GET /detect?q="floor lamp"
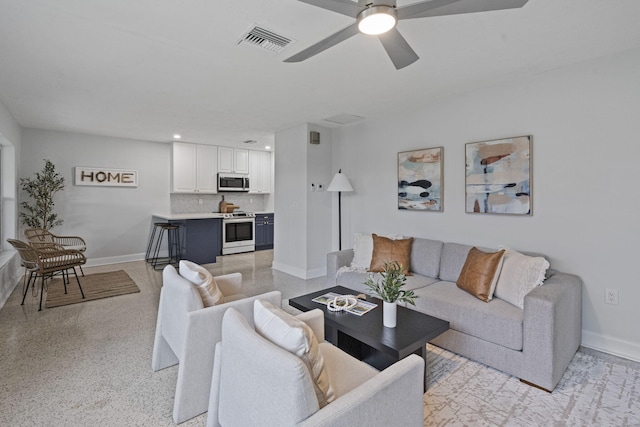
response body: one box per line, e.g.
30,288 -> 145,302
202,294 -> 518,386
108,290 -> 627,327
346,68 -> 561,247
327,169 -> 354,250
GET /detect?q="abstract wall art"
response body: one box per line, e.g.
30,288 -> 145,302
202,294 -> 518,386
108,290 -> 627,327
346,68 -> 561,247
398,147 -> 443,211
465,135 -> 532,215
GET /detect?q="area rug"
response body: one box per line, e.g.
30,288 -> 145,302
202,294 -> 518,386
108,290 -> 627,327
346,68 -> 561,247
45,270 -> 140,308
424,344 -> 640,426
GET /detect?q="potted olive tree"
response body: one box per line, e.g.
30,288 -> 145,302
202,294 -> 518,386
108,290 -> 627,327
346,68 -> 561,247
364,261 -> 418,328
19,159 -> 65,229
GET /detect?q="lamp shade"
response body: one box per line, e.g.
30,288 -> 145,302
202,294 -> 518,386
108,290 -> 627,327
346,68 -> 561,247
327,170 -> 354,192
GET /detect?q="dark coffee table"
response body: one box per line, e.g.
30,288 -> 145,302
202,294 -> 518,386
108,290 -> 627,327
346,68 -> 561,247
289,285 -> 450,391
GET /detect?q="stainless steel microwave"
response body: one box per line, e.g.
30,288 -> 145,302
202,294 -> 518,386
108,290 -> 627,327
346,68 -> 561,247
218,173 -> 250,192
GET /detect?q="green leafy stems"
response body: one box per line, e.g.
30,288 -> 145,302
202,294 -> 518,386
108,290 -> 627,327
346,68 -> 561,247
19,159 -> 65,230
363,260 -> 418,305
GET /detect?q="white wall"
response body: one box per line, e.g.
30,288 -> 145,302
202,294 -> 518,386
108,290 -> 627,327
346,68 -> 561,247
20,129 -> 170,265
332,47 -> 640,361
306,124 -> 333,274
273,124 -> 333,279
273,125 -> 308,277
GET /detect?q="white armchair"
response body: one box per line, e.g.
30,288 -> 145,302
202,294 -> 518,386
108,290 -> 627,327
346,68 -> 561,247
207,307 -> 425,427
151,264 -> 282,424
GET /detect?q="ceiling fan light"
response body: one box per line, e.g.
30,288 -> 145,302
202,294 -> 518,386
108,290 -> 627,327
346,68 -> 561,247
357,6 -> 397,35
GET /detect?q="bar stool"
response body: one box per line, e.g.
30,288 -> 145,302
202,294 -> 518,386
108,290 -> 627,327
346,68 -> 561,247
146,222 -> 170,262
148,223 -> 182,270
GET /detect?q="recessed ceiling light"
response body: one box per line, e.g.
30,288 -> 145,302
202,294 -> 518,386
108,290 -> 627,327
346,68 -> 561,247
173,134 -> 181,139
265,146 -> 271,150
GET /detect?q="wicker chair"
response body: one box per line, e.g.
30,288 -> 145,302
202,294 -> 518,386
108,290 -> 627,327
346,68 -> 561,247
24,228 -> 87,275
7,239 -> 87,311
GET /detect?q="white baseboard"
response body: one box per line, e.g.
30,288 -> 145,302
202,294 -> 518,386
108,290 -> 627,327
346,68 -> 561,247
581,330 -> 640,363
85,253 -> 145,268
272,262 -> 326,280
306,267 -> 326,280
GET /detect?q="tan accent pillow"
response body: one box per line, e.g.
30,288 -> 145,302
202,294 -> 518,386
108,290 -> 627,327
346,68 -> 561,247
350,233 -> 405,270
253,299 -> 335,408
369,234 -> 413,275
179,260 -> 224,307
456,247 -> 506,302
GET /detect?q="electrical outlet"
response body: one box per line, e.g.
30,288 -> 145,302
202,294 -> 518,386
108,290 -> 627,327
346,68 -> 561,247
198,198 -> 203,205
605,288 -> 619,305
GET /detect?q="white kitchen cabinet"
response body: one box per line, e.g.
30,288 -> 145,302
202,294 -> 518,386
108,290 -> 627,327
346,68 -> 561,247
195,145 -> 218,192
249,150 -> 272,194
171,142 -> 218,193
218,147 -> 249,174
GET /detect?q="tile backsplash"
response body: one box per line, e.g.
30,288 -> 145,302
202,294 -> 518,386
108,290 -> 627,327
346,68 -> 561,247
170,193 -> 268,214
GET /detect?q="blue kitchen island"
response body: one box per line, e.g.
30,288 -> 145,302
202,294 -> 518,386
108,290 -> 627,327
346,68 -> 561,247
151,213 -> 225,265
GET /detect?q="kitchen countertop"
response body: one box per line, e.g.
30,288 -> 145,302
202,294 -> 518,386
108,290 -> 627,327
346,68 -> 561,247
152,213 -> 226,220
152,211 -> 273,220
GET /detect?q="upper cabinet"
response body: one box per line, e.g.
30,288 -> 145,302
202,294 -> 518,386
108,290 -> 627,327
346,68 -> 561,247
218,147 -> 249,174
249,150 -> 272,194
171,142 -> 218,193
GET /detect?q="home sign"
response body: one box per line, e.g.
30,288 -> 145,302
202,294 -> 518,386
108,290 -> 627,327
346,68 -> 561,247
74,167 -> 138,187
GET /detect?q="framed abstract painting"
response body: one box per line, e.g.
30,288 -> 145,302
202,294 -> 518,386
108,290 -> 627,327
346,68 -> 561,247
398,147 -> 443,211
465,135 -> 532,215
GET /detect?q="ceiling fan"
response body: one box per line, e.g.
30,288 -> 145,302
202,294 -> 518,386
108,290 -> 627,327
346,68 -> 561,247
284,0 -> 529,70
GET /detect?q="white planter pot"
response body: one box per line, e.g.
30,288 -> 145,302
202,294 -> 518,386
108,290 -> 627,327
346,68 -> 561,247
383,301 -> 397,328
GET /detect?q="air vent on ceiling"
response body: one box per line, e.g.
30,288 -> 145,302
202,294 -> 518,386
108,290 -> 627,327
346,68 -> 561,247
323,113 -> 366,125
238,26 -> 292,53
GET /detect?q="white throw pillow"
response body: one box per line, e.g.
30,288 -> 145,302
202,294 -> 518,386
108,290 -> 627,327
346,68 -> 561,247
350,233 -> 404,270
179,260 -> 224,307
253,299 -> 335,408
494,247 -> 550,309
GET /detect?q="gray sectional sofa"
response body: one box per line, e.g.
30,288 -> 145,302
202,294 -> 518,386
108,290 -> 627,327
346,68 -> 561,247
326,237 -> 583,391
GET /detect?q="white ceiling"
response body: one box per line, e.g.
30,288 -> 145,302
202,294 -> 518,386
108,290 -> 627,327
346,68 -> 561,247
1,0 -> 639,150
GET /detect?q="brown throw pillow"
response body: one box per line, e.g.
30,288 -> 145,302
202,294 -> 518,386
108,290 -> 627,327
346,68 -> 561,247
369,234 -> 413,275
456,247 -> 506,302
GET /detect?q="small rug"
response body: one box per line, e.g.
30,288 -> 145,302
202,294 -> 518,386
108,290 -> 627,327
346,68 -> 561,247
45,270 -> 140,308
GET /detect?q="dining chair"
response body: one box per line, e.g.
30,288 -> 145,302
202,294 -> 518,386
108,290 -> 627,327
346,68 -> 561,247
24,228 -> 87,275
7,239 -> 87,311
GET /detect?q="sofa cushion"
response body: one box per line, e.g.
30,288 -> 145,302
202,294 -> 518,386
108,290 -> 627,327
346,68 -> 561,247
410,238 -> 443,278
253,299 -> 335,408
178,260 -> 224,307
319,342 -> 378,398
413,281 -> 524,351
439,243 -> 473,282
494,247 -> 550,309
370,234 -> 413,275
456,247 -> 505,302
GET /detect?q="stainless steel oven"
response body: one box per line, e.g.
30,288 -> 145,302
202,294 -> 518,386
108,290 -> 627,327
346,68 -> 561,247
222,213 -> 255,255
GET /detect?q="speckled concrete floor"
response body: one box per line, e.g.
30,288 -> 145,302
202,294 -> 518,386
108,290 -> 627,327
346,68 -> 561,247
3,251 -> 639,426
0,250 -> 326,426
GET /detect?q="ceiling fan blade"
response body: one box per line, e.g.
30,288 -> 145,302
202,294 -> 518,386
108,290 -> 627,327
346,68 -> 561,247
284,23 -> 360,63
378,28 -> 419,70
297,0 -> 366,18
397,0 -> 528,20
